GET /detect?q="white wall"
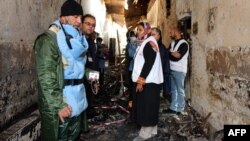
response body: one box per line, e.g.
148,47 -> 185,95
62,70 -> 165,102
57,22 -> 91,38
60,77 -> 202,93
81,0 -> 127,55
81,0 -> 107,36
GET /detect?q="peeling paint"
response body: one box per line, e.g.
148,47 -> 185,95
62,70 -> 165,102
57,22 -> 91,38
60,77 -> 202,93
171,0 -> 250,130
208,7 -> 217,32
207,47 -> 250,78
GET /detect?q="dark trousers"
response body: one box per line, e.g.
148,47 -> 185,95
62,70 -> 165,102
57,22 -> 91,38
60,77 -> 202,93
128,71 -> 133,100
99,68 -> 105,85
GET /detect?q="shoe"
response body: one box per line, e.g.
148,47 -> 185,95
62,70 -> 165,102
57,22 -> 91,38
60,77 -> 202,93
162,108 -> 178,115
133,136 -> 147,141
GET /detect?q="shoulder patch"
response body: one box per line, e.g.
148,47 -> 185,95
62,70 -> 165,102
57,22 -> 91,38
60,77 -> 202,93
49,24 -> 60,33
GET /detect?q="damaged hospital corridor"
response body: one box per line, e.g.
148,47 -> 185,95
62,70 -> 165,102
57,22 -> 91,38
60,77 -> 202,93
0,0 -> 249,141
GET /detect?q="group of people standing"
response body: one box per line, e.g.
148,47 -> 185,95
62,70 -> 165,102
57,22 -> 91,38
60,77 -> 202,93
33,0 -> 189,140
125,22 -> 189,140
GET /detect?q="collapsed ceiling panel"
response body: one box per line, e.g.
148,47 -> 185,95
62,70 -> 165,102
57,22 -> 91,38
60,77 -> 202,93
125,0 -> 150,29
106,4 -> 124,15
104,0 -> 125,26
104,0 -> 150,28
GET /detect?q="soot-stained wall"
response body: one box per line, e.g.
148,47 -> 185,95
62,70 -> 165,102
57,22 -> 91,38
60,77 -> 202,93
0,0 -> 65,128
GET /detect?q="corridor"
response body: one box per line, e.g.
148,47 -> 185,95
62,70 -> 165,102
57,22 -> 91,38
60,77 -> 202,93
0,0 -> 249,141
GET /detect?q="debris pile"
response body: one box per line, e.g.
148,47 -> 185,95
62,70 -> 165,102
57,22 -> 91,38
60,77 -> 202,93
79,65 -> 224,141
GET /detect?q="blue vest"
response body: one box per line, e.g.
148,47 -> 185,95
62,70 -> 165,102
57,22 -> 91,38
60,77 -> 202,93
55,20 -> 89,117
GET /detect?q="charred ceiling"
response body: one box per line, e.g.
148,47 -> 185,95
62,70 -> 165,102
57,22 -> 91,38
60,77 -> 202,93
104,0 -> 150,28
104,0 -> 124,26
125,0 -> 150,29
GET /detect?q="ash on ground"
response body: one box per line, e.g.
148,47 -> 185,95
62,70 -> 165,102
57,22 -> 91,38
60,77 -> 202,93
79,67 -> 223,141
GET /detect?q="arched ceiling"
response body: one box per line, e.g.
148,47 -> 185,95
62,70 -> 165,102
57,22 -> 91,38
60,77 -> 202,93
104,0 -> 150,28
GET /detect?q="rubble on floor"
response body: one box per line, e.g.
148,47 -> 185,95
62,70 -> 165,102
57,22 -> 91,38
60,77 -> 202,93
78,67 -> 224,141
79,98 -> 217,141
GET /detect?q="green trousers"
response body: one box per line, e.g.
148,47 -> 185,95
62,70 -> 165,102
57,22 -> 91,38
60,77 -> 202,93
81,111 -> 89,132
58,116 -> 82,141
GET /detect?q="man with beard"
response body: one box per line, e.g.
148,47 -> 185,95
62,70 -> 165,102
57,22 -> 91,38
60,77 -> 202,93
162,26 -> 189,115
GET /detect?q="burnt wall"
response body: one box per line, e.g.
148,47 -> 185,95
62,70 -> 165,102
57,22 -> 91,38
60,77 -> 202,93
176,0 -> 250,130
0,0 -> 65,129
147,0 -> 178,46
147,0 -> 250,131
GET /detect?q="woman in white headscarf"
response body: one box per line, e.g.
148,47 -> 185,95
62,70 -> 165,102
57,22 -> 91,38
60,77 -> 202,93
132,22 -> 163,141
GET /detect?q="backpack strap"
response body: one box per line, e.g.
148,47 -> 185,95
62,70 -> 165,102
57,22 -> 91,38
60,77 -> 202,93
59,22 -> 73,49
